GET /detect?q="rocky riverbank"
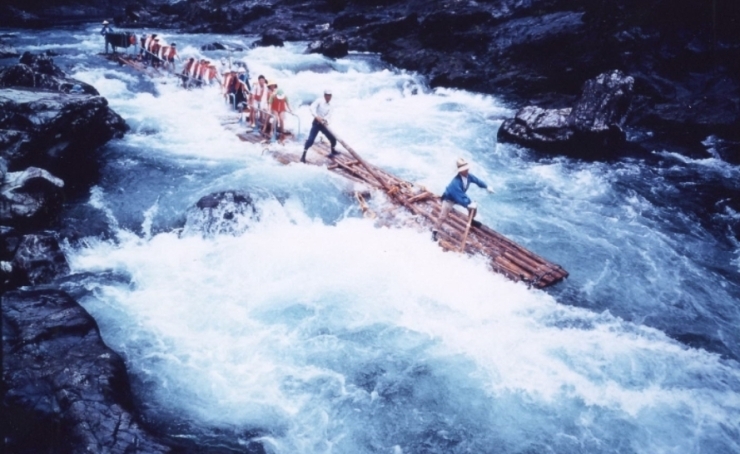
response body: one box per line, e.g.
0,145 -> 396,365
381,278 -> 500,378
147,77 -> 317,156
0,54 -> 178,453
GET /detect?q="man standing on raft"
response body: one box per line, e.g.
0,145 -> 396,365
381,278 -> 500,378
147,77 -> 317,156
301,89 -> 338,163
432,158 -> 494,241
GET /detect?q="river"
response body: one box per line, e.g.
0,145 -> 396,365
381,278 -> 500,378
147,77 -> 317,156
4,24 -> 740,453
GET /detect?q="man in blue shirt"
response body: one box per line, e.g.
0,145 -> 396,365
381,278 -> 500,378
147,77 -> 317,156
432,158 -> 494,241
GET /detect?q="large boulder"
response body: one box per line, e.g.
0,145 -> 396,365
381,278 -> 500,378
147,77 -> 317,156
1,52 -> 99,94
2,289 -> 171,453
0,88 -> 127,191
497,70 -> 634,153
182,190 -> 259,237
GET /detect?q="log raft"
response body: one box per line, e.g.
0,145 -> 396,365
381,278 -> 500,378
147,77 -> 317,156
233,123 -> 568,289
99,52 -> 164,78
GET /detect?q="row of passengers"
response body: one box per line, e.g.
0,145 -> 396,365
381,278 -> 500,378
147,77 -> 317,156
181,58 -> 220,86
140,34 -> 177,69
223,72 -> 293,139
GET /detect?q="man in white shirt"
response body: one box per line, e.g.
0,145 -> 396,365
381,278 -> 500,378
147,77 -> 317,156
301,89 -> 338,163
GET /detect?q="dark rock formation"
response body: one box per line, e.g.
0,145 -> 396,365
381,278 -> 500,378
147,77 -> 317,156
498,70 -> 634,153
0,5 -> 49,28
182,190 -> 259,237
0,53 -> 126,285
254,32 -> 284,48
2,52 -> 99,94
0,87 -> 127,191
201,41 -> 245,52
0,42 -> 20,59
307,34 -> 349,59
2,289 -> 172,453
10,233 -> 69,285
0,164 -> 65,227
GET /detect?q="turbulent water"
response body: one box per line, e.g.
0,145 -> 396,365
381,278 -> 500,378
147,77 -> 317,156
5,24 -> 740,453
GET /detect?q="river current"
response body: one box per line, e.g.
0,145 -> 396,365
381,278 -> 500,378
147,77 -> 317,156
4,24 -> 740,453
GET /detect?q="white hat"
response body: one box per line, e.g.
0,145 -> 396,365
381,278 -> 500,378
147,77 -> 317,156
238,67 -> 246,73
102,20 -> 109,25
324,89 -> 332,95
456,158 -> 470,173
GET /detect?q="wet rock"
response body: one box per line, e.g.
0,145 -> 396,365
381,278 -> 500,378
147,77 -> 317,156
570,70 -> 634,134
10,233 -> 69,285
201,41 -> 245,52
0,43 -> 19,59
498,70 -> 634,153
0,88 -> 127,191
2,289 -> 171,453
254,31 -> 285,48
498,106 -> 574,145
0,5 -> 48,28
183,190 -> 259,237
0,166 -> 65,227
307,34 -> 349,59
1,52 -> 98,94
0,224 -> 20,259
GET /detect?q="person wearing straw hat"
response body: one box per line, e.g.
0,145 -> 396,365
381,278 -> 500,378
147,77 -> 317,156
431,158 -> 494,241
100,20 -> 115,53
270,88 -> 293,142
301,89 -> 337,163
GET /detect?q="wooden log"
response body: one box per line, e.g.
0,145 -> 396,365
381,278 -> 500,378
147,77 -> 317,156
459,209 -> 475,252
406,191 -> 435,204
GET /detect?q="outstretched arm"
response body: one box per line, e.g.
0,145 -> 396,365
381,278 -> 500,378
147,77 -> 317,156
469,174 -> 493,192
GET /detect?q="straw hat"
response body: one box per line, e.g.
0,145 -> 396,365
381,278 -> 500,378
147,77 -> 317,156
267,80 -> 277,87
456,158 -> 470,173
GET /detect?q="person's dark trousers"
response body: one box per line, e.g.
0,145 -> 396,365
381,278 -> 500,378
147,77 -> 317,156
304,119 -> 337,152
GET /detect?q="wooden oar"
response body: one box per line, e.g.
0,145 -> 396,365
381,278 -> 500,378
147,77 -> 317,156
459,208 -> 475,252
323,125 -> 391,192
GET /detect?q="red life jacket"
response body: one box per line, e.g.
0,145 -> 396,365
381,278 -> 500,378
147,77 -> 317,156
271,96 -> 288,113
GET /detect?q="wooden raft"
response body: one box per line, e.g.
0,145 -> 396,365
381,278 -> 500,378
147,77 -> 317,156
233,123 -> 568,289
100,52 -> 166,78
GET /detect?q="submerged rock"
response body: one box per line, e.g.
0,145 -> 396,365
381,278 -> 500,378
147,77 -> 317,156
183,190 -> 260,237
307,34 -> 349,59
201,41 -> 244,52
0,43 -> 19,59
2,289 -> 171,453
498,70 -> 634,154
